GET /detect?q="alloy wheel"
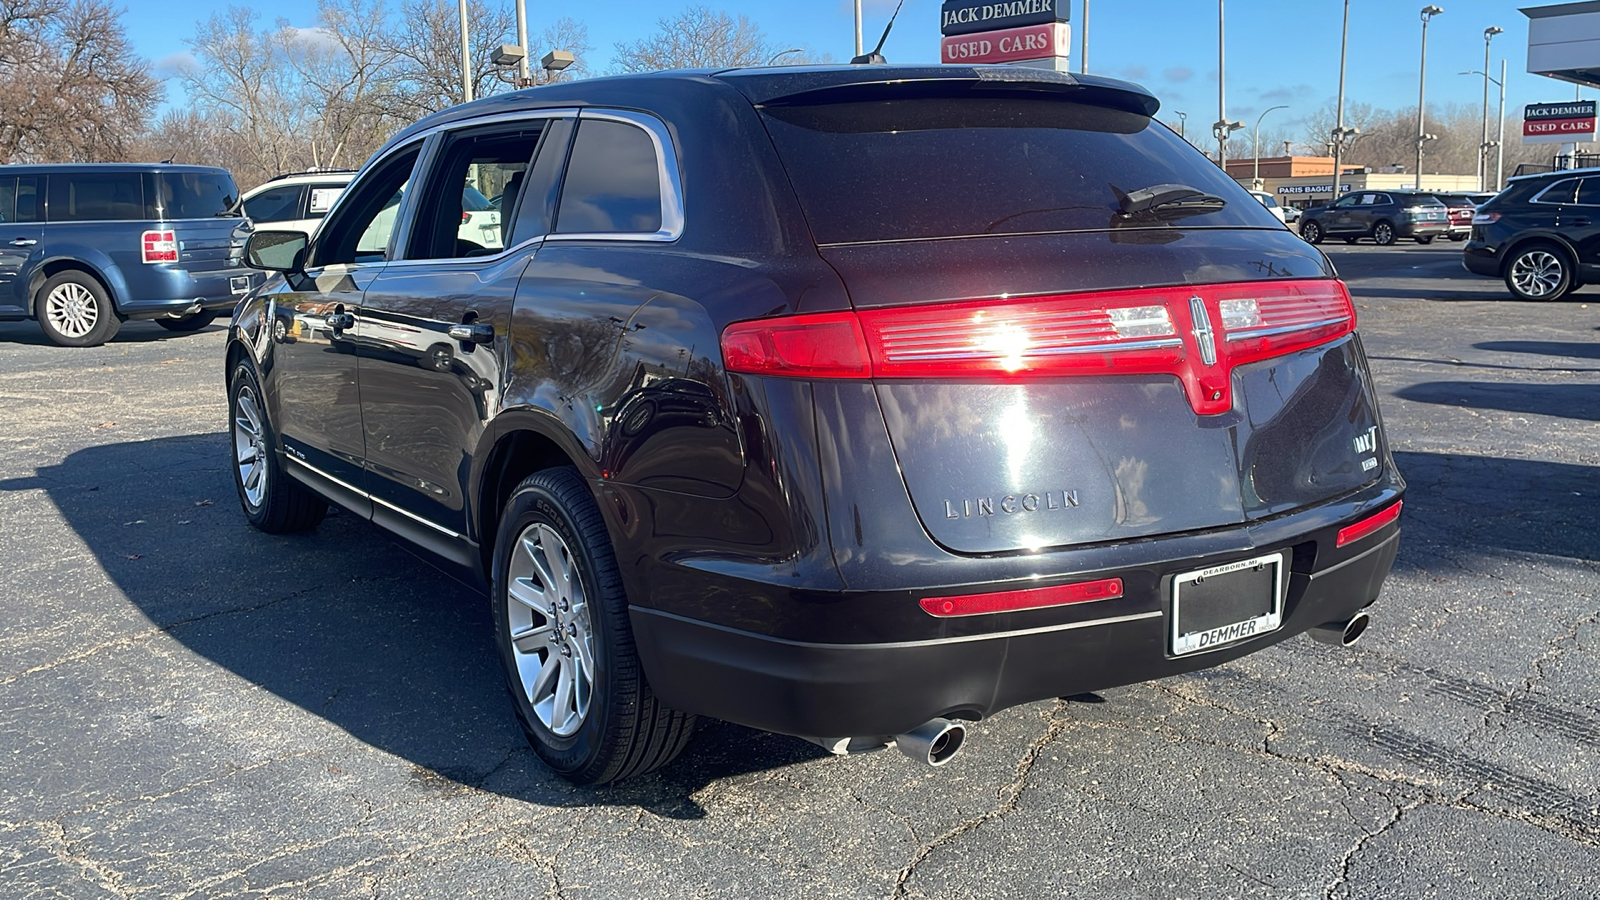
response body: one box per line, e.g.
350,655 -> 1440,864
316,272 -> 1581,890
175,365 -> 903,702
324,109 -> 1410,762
506,522 -> 595,737
44,282 -> 99,338
1510,251 -> 1564,298
233,386 -> 269,509
1374,223 -> 1394,246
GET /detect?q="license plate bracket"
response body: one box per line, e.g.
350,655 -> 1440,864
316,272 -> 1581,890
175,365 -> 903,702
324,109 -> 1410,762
1170,552 -> 1284,656
230,275 -> 251,294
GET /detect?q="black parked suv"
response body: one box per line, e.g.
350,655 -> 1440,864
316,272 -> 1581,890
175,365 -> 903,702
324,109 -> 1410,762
1463,169 -> 1600,300
230,66 -> 1404,783
1299,189 -> 1451,246
0,164 -> 256,346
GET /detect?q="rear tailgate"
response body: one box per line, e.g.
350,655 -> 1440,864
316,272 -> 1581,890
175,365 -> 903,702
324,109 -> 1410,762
742,73 -> 1389,555
819,231 -> 1384,554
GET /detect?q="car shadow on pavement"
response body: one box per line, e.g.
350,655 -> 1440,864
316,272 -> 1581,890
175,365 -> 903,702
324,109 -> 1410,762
1391,451 -> 1597,564
1394,381 -> 1600,422
0,321 -> 224,346
1,433 -> 826,819
1475,340 -> 1600,361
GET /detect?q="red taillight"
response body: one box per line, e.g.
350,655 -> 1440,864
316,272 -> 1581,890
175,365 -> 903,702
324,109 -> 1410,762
720,279 -> 1355,415
462,211 -> 471,223
1336,501 -> 1403,548
920,577 -> 1124,617
141,230 -> 177,264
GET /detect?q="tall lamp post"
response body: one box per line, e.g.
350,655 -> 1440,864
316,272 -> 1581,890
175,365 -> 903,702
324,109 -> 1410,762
1213,0 -> 1243,165
457,0 -> 471,102
1479,26 -> 1504,191
1416,5 -> 1444,190
1176,110 -> 1187,140
1080,0 -> 1090,73
1462,65 -> 1508,191
1331,0 -> 1351,207
854,0 -> 863,57
1253,104 -> 1289,188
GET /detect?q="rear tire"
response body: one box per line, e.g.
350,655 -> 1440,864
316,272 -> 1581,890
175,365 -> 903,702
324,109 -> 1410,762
491,467 -> 695,785
1373,221 -> 1398,246
1343,237 -> 1360,244
1504,243 -> 1575,301
156,311 -> 218,332
1415,236 -> 1435,245
35,271 -> 120,347
1301,220 -> 1324,244
229,361 -> 327,533
1449,234 -> 1467,242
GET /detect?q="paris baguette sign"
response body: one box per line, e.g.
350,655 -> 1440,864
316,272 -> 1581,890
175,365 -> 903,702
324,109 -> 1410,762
940,0 -> 1067,37
1524,101 -> 1598,144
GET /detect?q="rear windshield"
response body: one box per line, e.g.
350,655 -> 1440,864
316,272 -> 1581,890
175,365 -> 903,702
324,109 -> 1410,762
150,172 -> 240,219
759,97 -> 1271,244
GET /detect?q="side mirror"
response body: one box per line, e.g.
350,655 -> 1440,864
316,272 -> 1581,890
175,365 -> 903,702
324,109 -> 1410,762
245,230 -> 309,273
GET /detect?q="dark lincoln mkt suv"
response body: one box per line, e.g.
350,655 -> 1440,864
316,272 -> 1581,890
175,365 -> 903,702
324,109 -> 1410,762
0,164 -> 255,346
230,66 -> 1405,783
1464,168 -> 1600,300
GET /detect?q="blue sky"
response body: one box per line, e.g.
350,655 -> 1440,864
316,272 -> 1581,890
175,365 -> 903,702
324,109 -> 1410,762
123,0 -> 1586,139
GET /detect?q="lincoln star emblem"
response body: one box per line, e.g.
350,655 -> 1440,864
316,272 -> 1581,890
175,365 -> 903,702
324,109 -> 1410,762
1189,295 -> 1217,367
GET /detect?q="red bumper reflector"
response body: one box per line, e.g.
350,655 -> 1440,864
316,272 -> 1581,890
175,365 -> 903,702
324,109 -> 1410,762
1336,501 -> 1403,548
920,577 -> 1124,618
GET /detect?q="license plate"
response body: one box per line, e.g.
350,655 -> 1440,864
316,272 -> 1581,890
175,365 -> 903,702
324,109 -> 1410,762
230,275 -> 251,294
1170,552 -> 1284,656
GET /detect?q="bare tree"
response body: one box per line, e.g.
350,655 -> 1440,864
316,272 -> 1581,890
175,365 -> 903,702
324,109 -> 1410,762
612,6 -> 825,73
530,16 -> 592,85
385,0 -> 516,117
0,0 -> 161,163
286,0 -> 405,169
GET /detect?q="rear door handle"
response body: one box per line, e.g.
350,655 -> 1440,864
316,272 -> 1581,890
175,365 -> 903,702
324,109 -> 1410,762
449,322 -> 495,344
8,238 -> 37,247
1569,218 -> 1591,227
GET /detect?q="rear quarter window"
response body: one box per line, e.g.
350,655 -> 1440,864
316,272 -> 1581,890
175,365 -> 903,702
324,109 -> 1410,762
47,172 -> 144,222
758,97 -> 1274,244
554,119 -> 663,235
150,172 -> 240,219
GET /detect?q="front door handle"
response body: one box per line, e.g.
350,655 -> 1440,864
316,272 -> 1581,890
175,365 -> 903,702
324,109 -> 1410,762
8,238 -> 37,247
1568,217 -> 1591,227
449,322 -> 495,344
326,312 -> 355,331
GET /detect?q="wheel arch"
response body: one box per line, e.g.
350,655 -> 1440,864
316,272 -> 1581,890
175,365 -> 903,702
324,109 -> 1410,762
28,259 -> 121,318
1497,234 -> 1578,278
475,412 -> 595,575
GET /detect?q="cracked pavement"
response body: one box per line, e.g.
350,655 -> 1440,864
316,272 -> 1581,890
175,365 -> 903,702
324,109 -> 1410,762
1,242 -> 1597,898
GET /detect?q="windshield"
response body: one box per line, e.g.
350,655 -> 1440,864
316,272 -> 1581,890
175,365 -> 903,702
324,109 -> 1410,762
760,97 -> 1275,244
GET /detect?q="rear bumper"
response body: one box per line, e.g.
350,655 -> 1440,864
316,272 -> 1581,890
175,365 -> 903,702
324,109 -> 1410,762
632,519 -> 1402,739
1398,221 -> 1450,238
120,268 -> 259,319
1462,241 -> 1499,277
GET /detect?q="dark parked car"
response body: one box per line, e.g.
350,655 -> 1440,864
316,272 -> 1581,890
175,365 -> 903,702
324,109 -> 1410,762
1463,168 -> 1600,299
228,66 -> 1405,784
1298,189 -> 1451,246
0,164 -> 256,346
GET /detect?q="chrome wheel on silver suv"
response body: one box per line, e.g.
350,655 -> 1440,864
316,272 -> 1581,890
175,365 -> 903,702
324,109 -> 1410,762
1506,246 -> 1573,300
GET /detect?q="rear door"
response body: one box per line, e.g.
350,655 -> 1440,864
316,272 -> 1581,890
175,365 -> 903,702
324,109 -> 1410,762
1565,177 -> 1600,269
758,91 -> 1386,554
0,175 -> 42,318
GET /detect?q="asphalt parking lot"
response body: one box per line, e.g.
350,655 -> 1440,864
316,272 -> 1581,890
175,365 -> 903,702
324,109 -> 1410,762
1,240 -> 1596,898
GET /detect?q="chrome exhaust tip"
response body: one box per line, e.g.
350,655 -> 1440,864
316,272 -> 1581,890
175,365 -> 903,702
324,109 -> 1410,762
1309,611 -> 1370,647
894,718 -> 968,766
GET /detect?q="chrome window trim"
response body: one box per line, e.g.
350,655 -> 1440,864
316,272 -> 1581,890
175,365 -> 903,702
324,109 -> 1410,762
384,110 -> 576,265
545,108 -> 686,243
306,135 -> 431,267
1532,178 -> 1580,205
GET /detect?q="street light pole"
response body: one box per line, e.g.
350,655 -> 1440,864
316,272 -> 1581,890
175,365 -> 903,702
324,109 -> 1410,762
514,0 -> 530,81
1332,0 -> 1350,208
1416,6 -> 1443,190
1253,104 -> 1289,188
1080,0 -> 1089,73
1497,58 -> 1507,190
1176,111 -> 1187,140
458,0 -> 472,103
855,0 -> 863,57
1481,26 -> 1503,191
1217,0 -> 1227,165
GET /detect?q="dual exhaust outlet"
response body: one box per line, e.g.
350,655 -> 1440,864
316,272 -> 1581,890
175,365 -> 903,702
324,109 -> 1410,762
805,612 -> 1371,767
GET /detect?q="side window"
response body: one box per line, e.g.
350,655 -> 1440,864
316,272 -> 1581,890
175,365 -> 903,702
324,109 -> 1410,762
242,185 -> 305,223
406,123 -> 544,260
313,145 -> 422,266
47,172 -> 144,221
1357,194 -> 1377,206
307,184 -> 346,219
1374,194 -> 1392,206
1536,179 -> 1579,205
555,118 -> 664,235
14,177 -> 40,222
1577,179 -> 1600,207
0,177 -> 13,222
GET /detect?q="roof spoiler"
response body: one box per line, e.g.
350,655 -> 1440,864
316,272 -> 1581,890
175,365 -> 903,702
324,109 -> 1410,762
731,67 -> 1160,118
